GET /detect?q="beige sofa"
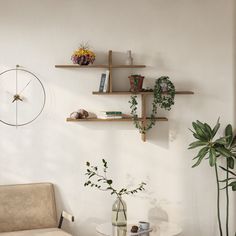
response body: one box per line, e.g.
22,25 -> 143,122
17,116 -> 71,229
0,183 -> 74,235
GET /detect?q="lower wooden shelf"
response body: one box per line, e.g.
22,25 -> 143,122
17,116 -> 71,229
66,117 -> 168,122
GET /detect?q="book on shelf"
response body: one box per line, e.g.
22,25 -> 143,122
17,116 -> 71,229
103,70 -> 110,92
99,73 -> 106,92
100,111 -> 122,115
97,116 -> 123,119
97,111 -> 123,119
98,70 -> 110,92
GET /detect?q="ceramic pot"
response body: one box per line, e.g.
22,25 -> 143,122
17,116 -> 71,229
129,75 -> 144,92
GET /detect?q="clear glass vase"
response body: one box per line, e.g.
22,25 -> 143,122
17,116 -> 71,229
112,196 -> 127,227
112,197 -> 127,236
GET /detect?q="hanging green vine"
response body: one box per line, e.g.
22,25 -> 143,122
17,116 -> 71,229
129,76 -> 175,134
153,76 -> 175,111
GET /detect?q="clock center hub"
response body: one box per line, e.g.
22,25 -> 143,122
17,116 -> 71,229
12,94 -> 23,103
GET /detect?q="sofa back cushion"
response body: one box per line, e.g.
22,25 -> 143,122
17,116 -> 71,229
0,183 -> 58,232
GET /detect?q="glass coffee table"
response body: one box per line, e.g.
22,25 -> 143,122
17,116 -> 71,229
96,221 -> 182,236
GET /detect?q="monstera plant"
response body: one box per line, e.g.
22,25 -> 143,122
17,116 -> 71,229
188,119 -> 236,236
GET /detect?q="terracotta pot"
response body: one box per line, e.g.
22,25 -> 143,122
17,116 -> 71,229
129,75 -> 144,92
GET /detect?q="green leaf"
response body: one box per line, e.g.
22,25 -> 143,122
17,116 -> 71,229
231,182 -> 236,191
215,137 -> 228,145
212,118 -> 220,138
192,122 -> 208,141
204,123 -> 213,139
228,181 -> 236,191
216,146 -> 232,158
225,124 -> 233,146
192,147 -> 209,160
188,141 -> 207,149
192,147 -> 209,168
230,135 -> 236,148
86,162 -> 90,166
193,132 -> 205,141
209,148 -> 217,167
227,157 -> 235,169
196,120 -> 210,139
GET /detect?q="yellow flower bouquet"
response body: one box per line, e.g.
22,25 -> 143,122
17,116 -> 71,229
71,44 -> 96,65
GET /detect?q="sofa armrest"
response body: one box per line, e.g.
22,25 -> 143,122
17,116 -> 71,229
58,211 -> 75,228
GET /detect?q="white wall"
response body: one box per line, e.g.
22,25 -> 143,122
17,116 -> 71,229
0,0 -> 235,235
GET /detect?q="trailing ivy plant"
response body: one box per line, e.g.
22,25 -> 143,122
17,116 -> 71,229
129,76 -> 175,134
188,119 -> 236,236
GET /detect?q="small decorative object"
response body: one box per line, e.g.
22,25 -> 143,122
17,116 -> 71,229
126,50 -> 133,65
129,74 -> 145,92
71,43 -> 96,65
70,109 -> 89,119
129,76 -> 175,134
131,226 -> 139,233
70,111 -> 81,119
139,222 -> 150,231
0,65 -> 46,127
78,109 -> 89,118
84,159 -> 146,229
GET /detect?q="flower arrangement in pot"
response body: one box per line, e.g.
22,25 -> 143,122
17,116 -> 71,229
129,74 -> 145,92
71,43 -> 96,65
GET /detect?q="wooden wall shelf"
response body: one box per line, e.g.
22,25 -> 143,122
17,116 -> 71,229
55,65 -> 145,69
55,65 -> 109,68
92,91 -> 194,95
66,117 -> 168,122
56,50 -> 194,142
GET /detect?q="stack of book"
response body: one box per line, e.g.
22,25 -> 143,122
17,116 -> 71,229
97,111 -> 123,119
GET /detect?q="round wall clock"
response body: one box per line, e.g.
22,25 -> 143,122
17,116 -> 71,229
0,65 -> 46,127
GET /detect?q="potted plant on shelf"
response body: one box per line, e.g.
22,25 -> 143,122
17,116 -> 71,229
188,119 -> 236,236
129,74 -> 145,92
129,76 -> 175,134
84,159 -> 146,229
71,43 -> 96,65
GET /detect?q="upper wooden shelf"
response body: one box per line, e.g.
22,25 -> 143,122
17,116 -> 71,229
92,91 -> 194,95
55,64 -> 146,69
55,64 -> 109,68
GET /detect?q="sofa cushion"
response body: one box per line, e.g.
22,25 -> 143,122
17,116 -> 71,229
0,228 -> 72,236
0,183 -> 57,232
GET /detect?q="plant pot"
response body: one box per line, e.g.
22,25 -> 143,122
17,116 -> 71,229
76,55 -> 92,65
129,75 -> 144,92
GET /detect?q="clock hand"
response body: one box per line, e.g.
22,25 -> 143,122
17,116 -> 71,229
19,79 -> 32,95
12,80 -> 31,103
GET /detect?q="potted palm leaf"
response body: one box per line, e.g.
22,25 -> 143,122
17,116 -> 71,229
188,119 -> 236,236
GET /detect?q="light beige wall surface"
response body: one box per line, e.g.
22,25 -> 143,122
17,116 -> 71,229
0,0 -> 235,235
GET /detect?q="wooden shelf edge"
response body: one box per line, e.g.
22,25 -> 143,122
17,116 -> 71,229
55,64 -> 146,69
55,65 -> 109,68
66,117 -> 168,122
92,91 -> 194,95
112,65 -> 146,68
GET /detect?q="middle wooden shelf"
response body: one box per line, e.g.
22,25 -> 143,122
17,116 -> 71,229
92,91 -> 194,95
